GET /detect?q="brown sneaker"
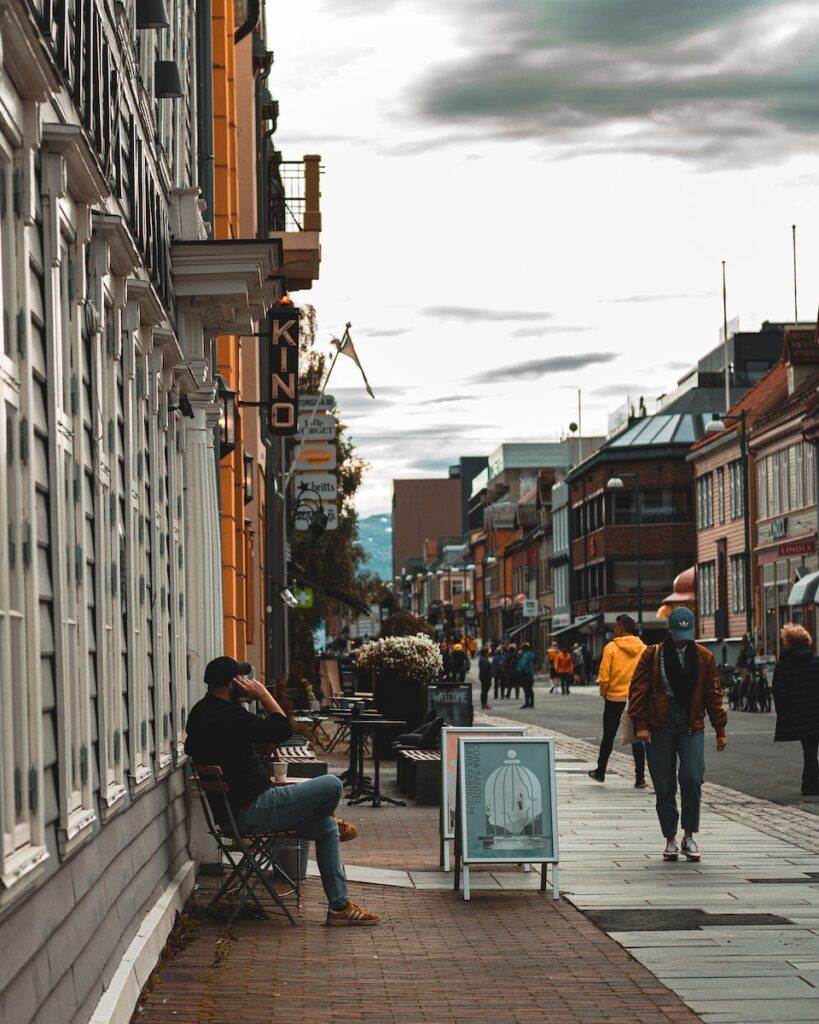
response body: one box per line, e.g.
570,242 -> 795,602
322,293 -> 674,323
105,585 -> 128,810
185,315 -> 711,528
326,901 -> 380,926
335,818 -> 358,843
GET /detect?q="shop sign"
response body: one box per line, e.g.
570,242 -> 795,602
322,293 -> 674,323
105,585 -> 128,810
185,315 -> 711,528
268,310 -> 300,434
771,517 -> 788,540
294,502 -> 338,532
301,395 -> 335,411
296,412 -> 336,441
293,587 -> 314,609
294,472 -> 337,501
779,540 -> 816,557
522,598 -> 539,618
293,442 -> 337,471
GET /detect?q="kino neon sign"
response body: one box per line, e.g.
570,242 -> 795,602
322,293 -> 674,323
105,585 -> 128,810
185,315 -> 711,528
268,309 -> 300,434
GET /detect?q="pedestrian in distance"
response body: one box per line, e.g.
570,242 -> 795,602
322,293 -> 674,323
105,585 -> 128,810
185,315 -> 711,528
772,623 -> 819,797
518,641 -> 536,708
571,642 -> 585,685
439,641 -> 452,682
478,647 -> 494,710
554,644 -> 575,695
628,607 -> 728,863
450,642 -> 468,682
491,645 -> 505,700
503,643 -> 520,700
581,641 -> 593,686
547,645 -> 558,693
588,614 -> 647,787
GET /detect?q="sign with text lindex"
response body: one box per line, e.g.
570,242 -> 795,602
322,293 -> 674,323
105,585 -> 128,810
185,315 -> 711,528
296,412 -> 336,441
294,473 -> 337,501
294,442 -> 337,471
268,309 -> 300,435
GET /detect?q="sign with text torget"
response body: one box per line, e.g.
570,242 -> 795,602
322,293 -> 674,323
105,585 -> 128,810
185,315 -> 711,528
268,309 -> 300,434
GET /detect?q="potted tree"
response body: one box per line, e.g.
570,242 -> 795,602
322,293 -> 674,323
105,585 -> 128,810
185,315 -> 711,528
355,633 -> 443,758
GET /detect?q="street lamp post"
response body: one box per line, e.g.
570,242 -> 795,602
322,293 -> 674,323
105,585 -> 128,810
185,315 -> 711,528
606,470 -> 643,634
704,411 -> 753,638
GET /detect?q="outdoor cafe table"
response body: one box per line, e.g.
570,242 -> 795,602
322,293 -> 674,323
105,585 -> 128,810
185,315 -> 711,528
347,718 -> 407,808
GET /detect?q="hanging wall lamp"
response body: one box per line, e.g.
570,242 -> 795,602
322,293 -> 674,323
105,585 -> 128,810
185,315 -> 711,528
137,0 -> 170,28
155,61 -> 184,99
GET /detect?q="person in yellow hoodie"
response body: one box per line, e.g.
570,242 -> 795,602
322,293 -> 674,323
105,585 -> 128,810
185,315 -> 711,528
588,614 -> 647,787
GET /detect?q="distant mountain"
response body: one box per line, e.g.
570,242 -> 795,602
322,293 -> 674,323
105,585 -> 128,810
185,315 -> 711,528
358,513 -> 392,580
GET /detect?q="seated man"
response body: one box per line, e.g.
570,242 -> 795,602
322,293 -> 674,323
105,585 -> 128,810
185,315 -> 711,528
185,656 -> 380,926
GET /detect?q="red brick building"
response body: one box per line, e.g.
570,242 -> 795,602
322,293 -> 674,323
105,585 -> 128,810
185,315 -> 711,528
564,411 -> 708,658
391,477 -> 462,576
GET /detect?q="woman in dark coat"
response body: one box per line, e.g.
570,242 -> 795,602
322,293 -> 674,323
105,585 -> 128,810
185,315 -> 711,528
773,624 -> 819,796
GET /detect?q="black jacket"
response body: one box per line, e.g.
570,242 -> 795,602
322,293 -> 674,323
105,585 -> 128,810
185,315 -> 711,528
773,647 -> 819,741
184,693 -> 292,817
478,656 -> 493,684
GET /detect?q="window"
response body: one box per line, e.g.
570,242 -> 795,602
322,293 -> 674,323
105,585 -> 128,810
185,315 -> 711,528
610,559 -> 676,594
731,554 -> 746,614
698,562 -> 716,616
757,459 -> 768,520
728,460 -> 744,519
696,473 -> 713,530
0,140 -> 47,888
756,443 -> 815,519
716,466 -> 725,524
805,442 -> 816,507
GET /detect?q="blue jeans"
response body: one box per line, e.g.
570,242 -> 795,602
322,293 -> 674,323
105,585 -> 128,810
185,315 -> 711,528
236,775 -> 348,910
645,726 -> 705,838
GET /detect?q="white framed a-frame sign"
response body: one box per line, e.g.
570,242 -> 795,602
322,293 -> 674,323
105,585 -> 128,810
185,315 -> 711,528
454,736 -> 559,901
439,725 -> 525,871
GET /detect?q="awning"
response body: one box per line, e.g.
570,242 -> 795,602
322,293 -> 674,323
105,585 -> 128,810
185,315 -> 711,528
506,615 -> 548,639
551,613 -> 603,640
788,570 -> 819,607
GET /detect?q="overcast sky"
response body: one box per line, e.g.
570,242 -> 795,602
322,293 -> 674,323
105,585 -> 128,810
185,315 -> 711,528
271,0 -> 819,516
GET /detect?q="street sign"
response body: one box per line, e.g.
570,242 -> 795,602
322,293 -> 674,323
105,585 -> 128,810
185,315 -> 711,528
294,472 -> 337,501
522,598 -> 539,618
293,442 -> 337,471
296,412 -> 336,441
300,395 -> 334,411
294,502 -> 338,532
293,587 -> 314,609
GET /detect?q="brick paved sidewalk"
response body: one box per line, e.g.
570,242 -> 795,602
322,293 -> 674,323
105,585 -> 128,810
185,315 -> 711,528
133,767 -> 700,1024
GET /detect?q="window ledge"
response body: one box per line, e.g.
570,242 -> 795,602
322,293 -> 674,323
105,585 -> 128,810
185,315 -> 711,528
1,844 -> 49,890
129,765 -> 155,798
59,808 -> 97,858
99,784 -> 128,822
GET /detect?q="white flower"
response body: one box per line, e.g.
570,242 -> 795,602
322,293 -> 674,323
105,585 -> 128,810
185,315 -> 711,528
354,633 -> 443,683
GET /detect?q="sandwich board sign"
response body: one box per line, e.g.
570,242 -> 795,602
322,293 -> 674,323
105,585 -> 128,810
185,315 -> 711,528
454,736 -> 559,901
294,473 -> 337,501
439,725 -> 525,871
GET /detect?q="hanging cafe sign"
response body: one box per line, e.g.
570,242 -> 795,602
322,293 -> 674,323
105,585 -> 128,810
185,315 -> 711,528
268,307 -> 300,434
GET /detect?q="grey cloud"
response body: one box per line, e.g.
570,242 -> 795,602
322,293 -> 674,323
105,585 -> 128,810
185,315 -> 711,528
411,1 -> 819,166
468,351 -> 617,385
511,325 -> 592,337
358,327 -> 412,338
591,382 -> 653,397
601,291 -> 717,304
422,305 -> 552,322
418,394 -> 475,405
409,458 -> 455,472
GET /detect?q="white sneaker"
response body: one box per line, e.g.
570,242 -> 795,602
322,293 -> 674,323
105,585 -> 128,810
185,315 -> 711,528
681,836 -> 700,862
663,838 -> 679,862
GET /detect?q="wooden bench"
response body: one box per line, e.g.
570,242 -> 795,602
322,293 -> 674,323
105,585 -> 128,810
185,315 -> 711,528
396,748 -> 441,805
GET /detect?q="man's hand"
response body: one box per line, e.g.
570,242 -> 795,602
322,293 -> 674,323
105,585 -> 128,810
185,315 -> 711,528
233,676 -> 285,716
636,728 -> 651,744
716,732 -> 728,752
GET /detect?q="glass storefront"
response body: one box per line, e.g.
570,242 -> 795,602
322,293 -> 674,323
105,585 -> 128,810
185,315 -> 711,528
760,551 -> 819,656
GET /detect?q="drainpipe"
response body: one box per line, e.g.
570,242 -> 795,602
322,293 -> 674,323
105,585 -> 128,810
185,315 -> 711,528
195,0 -> 214,226
235,0 -> 260,44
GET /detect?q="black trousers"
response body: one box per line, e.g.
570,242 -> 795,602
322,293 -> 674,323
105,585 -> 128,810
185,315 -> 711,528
480,679 -> 492,707
560,673 -> 572,695
597,699 -> 646,781
522,677 -> 534,707
801,736 -> 819,794
493,675 -> 502,699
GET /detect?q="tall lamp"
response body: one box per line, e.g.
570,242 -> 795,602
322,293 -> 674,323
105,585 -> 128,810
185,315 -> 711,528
606,470 -> 643,633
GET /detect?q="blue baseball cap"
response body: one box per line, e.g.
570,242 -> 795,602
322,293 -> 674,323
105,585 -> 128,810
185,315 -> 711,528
668,607 -> 695,641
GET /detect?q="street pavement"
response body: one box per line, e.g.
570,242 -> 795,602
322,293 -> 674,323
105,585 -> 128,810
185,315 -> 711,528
476,677 -> 819,815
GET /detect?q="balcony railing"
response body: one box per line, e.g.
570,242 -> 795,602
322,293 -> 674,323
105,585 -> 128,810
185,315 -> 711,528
268,153 -> 322,233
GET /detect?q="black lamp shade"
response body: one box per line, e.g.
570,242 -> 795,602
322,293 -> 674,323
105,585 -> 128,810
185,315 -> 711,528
243,450 -> 254,504
155,61 -> 184,99
215,375 -> 237,458
137,0 -> 170,28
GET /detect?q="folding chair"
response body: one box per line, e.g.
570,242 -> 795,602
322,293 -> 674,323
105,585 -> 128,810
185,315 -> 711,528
190,764 -> 302,927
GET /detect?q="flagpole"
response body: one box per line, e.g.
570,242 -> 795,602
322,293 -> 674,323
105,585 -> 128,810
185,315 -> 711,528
792,224 -> 798,322
281,323 -> 350,495
722,260 -> 730,412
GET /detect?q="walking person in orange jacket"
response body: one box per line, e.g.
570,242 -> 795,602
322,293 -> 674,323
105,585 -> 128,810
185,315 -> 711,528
553,644 -> 575,695
588,614 -> 647,787
628,608 -> 728,863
